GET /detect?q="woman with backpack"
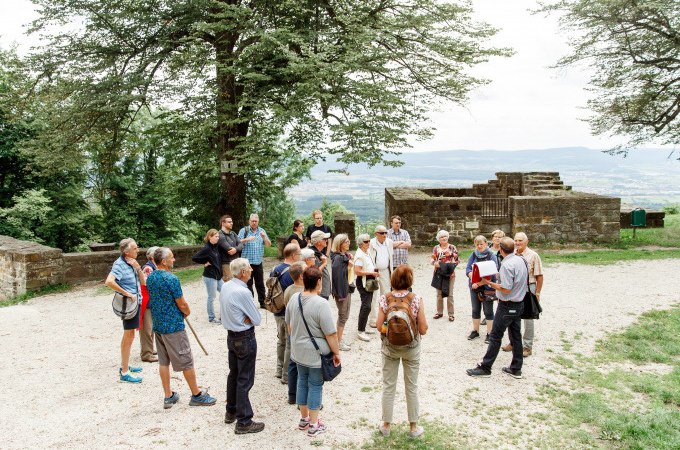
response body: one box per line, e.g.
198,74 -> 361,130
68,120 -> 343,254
330,233 -> 354,351
191,229 -> 223,324
465,235 -> 499,343
377,265 -> 428,439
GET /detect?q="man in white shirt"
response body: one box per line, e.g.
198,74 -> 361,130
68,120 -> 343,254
367,225 -> 394,328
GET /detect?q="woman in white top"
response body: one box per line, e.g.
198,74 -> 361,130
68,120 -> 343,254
353,233 -> 379,341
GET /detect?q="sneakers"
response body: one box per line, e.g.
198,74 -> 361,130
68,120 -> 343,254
502,367 -> 523,379
369,322 -> 378,328
280,378 -> 288,385
119,368 -> 142,383
339,340 -> 351,351
523,347 -> 532,357
209,318 -> 222,325
484,334 -> 490,344
409,426 -> 425,439
163,391 -> 179,409
466,365 -> 491,378
467,330 -> 480,340
127,365 -> 143,373
480,318 -> 487,325
189,389 -> 217,406
357,332 -> 370,342
307,420 -> 326,437
379,424 -> 390,437
224,410 -> 236,424
364,328 -> 376,334
298,416 -> 310,430
235,421 -> 265,434
288,397 -> 296,405
502,343 -> 513,352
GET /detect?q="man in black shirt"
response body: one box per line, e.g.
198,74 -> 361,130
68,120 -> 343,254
305,209 -> 333,256
217,215 -> 243,282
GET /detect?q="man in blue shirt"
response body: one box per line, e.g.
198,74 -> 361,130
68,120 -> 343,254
466,237 -> 528,379
105,238 -> 147,383
237,213 -> 271,308
272,244 -> 301,384
220,257 -> 264,434
147,247 -> 216,409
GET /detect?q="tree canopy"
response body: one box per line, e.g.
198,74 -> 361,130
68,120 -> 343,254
541,0 -> 680,151
24,0 -> 509,226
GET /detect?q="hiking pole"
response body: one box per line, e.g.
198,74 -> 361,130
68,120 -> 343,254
185,317 -> 209,356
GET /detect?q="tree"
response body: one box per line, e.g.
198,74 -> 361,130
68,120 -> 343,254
541,0 -> 680,151
26,0 -> 509,226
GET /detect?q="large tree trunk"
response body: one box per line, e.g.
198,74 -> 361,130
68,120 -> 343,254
214,35 -> 248,228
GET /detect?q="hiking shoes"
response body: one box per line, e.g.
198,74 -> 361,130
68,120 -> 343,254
224,410 -> 236,424
466,365 -> 491,378
467,330 -> 480,340
523,347 -> 532,357
163,391 -> 179,409
484,334 -> 490,344
119,368 -> 142,383
307,420 -> 326,437
502,367 -> 523,379
189,389 -> 217,406
235,421 -> 265,434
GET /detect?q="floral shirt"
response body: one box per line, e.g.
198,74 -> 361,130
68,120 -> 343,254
146,270 -> 185,334
379,292 -> 421,317
431,244 -> 459,265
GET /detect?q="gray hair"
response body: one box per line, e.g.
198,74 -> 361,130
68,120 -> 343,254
249,213 -> 259,221
356,233 -> 370,249
374,224 -> 387,233
119,238 -> 136,254
331,233 -> 349,252
514,232 -> 528,242
473,235 -> 488,244
436,229 -> 449,240
300,248 -> 315,260
146,246 -> 159,260
153,247 -> 172,265
230,258 -> 251,277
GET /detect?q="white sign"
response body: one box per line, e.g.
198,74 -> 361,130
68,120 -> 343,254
221,160 -> 237,173
465,221 -> 479,229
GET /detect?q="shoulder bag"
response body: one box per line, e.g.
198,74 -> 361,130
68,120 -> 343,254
112,259 -> 140,320
297,293 -> 342,381
520,259 -> 542,320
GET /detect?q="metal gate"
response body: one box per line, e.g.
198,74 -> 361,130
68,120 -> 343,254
481,198 -> 509,218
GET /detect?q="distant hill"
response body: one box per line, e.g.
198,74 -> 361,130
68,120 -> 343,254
291,147 -> 680,222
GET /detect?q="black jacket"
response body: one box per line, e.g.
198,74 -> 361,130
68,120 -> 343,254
330,251 -> 350,299
192,243 -> 222,280
430,262 -> 456,297
217,229 -> 243,264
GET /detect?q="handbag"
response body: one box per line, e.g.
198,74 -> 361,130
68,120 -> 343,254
112,292 -> 139,320
520,259 -> 542,320
297,293 -> 342,382
365,277 -> 379,292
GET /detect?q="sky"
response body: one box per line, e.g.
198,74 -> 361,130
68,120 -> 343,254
0,1 -> 633,152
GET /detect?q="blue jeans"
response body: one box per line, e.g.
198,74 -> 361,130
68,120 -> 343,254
296,364 -> 324,410
203,276 -> 223,321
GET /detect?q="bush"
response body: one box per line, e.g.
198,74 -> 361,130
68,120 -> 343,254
663,205 -> 679,215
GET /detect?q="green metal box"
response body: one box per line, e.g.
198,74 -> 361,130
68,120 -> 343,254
631,208 -> 646,227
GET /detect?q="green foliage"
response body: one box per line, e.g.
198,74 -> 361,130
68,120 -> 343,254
663,204 -> 679,215
361,419 -> 473,449
305,198 -> 349,231
0,189 -> 52,242
541,0 -> 680,149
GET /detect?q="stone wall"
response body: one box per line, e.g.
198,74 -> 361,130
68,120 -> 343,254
0,236 -> 202,301
385,188 -> 484,245
334,212 -> 356,247
511,194 -> 620,242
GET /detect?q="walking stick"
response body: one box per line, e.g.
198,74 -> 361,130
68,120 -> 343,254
185,317 -> 209,356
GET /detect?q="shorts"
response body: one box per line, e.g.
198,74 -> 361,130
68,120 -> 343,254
122,305 -> 141,330
155,330 -> 194,372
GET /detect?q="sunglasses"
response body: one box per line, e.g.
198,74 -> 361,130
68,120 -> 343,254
362,240 -> 370,243
377,232 -> 387,235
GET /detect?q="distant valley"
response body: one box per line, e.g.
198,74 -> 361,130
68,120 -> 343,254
291,147 -> 680,223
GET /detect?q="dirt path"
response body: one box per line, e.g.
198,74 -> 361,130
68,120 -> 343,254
1,254 -> 677,449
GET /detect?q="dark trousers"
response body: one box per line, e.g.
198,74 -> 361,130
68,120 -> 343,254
247,263 -> 265,306
356,283 -> 373,332
287,360 -> 298,402
480,301 -> 524,372
226,328 -> 257,425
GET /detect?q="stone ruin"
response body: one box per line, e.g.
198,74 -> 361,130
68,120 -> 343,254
385,172 -> 622,245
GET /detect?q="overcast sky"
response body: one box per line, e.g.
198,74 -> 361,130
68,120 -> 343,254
0,1 -> 629,151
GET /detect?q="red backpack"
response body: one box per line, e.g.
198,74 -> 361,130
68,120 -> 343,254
384,292 -> 418,346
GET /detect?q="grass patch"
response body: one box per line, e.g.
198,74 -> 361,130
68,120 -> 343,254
0,283 -> 72,308
616,213 -> 680,249
541,248 -> 680,265
361,419 -> 473,449
545,305 -> 680,449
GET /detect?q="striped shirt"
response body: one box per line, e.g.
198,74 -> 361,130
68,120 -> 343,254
387,228 -> 411,266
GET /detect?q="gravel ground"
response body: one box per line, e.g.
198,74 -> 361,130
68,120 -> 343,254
1,253 -> 677,449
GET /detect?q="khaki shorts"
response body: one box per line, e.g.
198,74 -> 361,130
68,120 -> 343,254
155,330 -> 194,372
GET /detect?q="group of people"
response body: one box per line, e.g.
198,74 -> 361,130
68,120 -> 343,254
105,210 -> 544,438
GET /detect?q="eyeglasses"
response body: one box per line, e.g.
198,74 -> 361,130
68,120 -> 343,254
377,232 -> 387,235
